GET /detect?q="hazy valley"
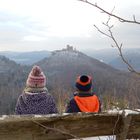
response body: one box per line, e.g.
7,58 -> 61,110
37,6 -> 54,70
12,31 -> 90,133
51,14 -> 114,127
1,47 -> 140,71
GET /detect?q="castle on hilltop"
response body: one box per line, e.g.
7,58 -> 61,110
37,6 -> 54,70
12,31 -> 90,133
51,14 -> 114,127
52,45 -> 77,55
62,45 -> 76,52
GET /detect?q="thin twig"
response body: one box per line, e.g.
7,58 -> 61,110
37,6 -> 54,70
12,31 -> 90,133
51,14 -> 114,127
78,0 -> 140,25
111,106 -> 121,140
94,25 -> 111,38
94,15 -> 140,75
112,114 -> 120,140
32,120 -> 82,140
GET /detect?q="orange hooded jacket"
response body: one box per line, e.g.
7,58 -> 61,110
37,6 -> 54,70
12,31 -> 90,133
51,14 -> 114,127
74,95 -> 100,112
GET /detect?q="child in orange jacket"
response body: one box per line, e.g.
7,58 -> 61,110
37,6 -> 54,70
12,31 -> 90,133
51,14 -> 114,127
66,75 -> 101,113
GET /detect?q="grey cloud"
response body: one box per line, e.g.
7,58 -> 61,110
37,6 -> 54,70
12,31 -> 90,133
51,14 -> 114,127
0,5 -> 140,52
0,11 -> 49,44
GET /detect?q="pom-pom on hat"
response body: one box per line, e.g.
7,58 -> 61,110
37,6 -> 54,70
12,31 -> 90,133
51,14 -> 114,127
26,65 -> 46,88
75,75 -> 92,91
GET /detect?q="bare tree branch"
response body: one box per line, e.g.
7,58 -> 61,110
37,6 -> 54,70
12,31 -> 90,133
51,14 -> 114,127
91,4 -> 140,75
32,120 -> 82,140
78,0 -> 140,75
93,25 -> 111,38
78,0 -> 140,25
93,14 -> 140,75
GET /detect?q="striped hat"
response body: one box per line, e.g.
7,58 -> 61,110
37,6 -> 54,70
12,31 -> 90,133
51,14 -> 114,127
26,65 -> 46,88
75,75 -> 92,91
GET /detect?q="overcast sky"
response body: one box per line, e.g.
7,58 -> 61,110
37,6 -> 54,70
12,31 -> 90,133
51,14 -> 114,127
0,0 -> 140,52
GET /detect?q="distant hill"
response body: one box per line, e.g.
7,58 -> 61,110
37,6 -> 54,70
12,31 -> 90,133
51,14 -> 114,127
1,47 -> 139,70
109,51 -> 140,71
36,47 -> 139,99
84,48 -> 118,63
0,51 -> 51,65
85,48 -> 140,71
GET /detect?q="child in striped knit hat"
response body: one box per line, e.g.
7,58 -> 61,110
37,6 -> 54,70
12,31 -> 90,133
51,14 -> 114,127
15,65 -> 58,115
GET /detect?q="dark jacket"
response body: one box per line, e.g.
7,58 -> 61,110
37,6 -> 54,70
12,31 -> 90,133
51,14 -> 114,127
15,91 -> 58,115
66,92 -> 101,113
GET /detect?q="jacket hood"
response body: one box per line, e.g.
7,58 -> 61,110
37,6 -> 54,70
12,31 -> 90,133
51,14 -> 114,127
74,95 -> 99,112
22,91 -> 49,104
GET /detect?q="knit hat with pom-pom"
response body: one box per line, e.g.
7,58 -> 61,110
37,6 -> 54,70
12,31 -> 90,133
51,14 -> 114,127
26,65 -> 46,88
75,75 -> 92,92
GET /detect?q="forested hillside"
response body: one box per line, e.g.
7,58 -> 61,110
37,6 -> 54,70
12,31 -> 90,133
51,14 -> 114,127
0,56 -> 31,114
36,48 -> 140,110
0,48 -> 140,114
